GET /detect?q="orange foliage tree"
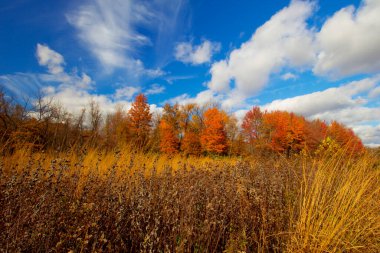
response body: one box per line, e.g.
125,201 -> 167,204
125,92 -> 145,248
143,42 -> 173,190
200,108 -> 228,154
263,111 -> 307,156
263,111 -> 289,153
327,121 -> 364,153
159,119 -> 179,154
128,94 -> 152,148
286,113 -> 307,153
159,104 -> 180,154
181,129 -> 202,156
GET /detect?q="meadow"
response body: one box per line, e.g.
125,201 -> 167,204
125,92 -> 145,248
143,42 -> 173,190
1,146 -> 379,252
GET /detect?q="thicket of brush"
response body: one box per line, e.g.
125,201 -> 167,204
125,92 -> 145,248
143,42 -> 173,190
1,146 -> 379,252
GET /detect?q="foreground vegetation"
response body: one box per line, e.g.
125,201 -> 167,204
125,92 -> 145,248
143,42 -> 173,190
1,146 -> 379,252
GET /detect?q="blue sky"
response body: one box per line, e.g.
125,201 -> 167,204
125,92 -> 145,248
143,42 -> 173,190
1,0 -> 380,146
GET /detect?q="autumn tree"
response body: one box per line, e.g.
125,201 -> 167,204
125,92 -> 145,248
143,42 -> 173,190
200,108 -> 228,154
181,129 -> 202,156
262,111 -> 307,156
104,105 -> 129,148
159,119 -> 179,154
128,94 -> 152,149
262,111 -> 289,153
225,115 -> 241,156
159,104 -> 180,154
178,103 -> 197,137
305,119 -> 327,151
327,121 -> 364,153
242,106 -> 263,153
286,113 -> 306,155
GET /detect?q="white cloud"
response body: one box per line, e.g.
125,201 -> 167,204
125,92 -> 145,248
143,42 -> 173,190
281,72 -> 297,80
35,44 -> 94,91
207,1 -> 315,97
0,43 -> 146,117
67,0 -> 150,69
264,78 -> 378,117
201,0 -> 380,114
67,0 -> 188,75
369,86 -> 380,98
314,0 -> 380,78
312,107 -> 380,126
175,40 -> 221,65
45,86 -> 132,116
164,75 -> 195,85
36,44 -> 65,75
208,60 -> 230,92
352,124 -> 380,147
164,90 -> 220,106
114,86 -> 140,100
145,83 -> 165,95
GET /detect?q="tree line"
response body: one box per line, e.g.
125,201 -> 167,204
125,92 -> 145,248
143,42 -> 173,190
0,91 -> 364,156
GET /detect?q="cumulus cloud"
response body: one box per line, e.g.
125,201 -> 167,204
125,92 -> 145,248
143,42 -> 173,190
312,107 -> 380,126
207,0 -> 315,96
314,0 -> 380,78
44,86 -> 132,116
164,90 -> 220,106
35,44 -> 135,114
175,40 -> 221,65
201,0 -> 380,114
1,43 -> 164,117
352,124 -> 380,147
263,78 -> 378,117
208,60 -> 230,92
36,44 -> 65,75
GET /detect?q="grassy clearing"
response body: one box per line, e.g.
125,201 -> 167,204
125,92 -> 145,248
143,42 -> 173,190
0,147 -> 379,252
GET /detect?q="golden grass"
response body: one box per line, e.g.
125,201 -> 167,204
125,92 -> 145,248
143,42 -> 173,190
288,152 -> 380,252
0,146 -> 379,252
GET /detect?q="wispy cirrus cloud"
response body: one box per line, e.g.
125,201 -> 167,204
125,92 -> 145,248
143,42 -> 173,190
66,0 -> 149,70
145,83 -> 165,95
67,0 -> 189,75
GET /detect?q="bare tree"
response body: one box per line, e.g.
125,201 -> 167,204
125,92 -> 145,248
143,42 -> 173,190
88,99 -> 102,134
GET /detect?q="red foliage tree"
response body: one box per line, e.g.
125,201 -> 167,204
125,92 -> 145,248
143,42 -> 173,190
200,108 -> 228,154
242,106 -> 263,152
305,119 -> 328,151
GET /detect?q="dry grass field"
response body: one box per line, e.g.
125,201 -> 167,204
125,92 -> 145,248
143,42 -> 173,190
1,146 -> 379,252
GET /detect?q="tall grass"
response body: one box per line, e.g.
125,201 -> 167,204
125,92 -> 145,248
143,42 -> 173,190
288,153 -> 380,252
0,146 -> 379,252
